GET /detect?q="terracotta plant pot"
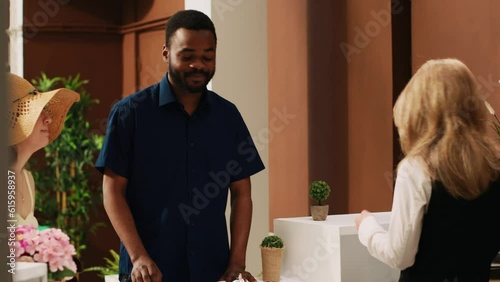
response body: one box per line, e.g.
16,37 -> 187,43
260,246 -> 284,281
311,205 -> 329,221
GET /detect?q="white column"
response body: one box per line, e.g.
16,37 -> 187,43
8,0 -> 23,76
185,0 -> 212,90
1,1 -> 12,281
185,0 -> 269,275
185,0 -> 211,15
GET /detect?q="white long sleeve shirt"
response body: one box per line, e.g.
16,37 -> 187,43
358,157 -> 433,270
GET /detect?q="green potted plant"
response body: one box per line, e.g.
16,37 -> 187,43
484,100 -> 500,139
260,234 -> 284,282
83,249 -> 119,282
29,73 -> 104,258
309,180 -> 331,221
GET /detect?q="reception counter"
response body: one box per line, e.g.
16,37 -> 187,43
274,212 -> 400,282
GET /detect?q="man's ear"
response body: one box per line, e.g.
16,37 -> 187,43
162,44 -> 168,63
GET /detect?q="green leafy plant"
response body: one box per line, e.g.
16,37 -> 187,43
29,73 -> 104,257
83,249 -> 119,278
485,100 -> 500,139
261,235 -> 284,249
309,180 -> 331,206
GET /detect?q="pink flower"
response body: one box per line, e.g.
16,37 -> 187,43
15,225 -> 78,279
15,224 -> 39,256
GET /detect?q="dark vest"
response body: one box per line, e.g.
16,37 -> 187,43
399,179 -> 500,282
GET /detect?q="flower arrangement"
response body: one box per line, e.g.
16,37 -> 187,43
16,225 -> 78,281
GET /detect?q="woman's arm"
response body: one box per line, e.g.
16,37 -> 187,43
356,158 -> 432,269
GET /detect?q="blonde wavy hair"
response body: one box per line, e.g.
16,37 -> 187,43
394,58 -> 500,199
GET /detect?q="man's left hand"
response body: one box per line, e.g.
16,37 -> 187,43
219,265 -> 257,282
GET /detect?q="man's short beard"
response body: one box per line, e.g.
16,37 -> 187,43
168,61 -> 213,94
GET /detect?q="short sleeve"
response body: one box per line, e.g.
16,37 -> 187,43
95,101 -> 135,178
230,108 -> 265,183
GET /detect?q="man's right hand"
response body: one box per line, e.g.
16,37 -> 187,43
103,169 -> 162,282
130,255 -> 162,282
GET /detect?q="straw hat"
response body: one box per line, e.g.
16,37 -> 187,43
7,73 -> 80,146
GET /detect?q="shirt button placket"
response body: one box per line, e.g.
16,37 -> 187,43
186,118 -> 196,203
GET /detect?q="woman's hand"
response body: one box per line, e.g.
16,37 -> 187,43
355,210 -> 372,230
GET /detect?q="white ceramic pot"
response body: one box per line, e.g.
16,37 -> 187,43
104,274 -> 119,282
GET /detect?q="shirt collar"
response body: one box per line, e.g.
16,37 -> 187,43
159,74 -> 177,106
159,74 -> 213,109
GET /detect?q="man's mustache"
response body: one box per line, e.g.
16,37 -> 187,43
185,71 -> 210,78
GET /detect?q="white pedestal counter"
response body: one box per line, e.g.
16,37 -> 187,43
274,212 -> 400,282
12,262 -> 47,282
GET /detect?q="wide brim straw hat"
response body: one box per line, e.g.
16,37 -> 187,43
7,73 -> 80,146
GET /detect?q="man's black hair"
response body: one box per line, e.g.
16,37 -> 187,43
165,10 -> 217,48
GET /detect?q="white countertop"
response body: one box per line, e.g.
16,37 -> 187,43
12,262 -> 47,282
275,211 -> 391,235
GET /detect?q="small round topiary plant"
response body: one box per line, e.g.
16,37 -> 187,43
309,180 -> 331,206
261,235 -> 284,249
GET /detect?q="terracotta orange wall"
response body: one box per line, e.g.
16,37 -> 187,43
412,0 -> 500,110
122,0 -> 183,24
23,0 -> 122,27
122,32 -> 137,97
346,0 -> 394,212
268,0 -> 310,228
121,0 -> 182,97
268,0 -> 396,226
307,0 -> 349,214
391,0 -> 412,166
23,0 -> 123,135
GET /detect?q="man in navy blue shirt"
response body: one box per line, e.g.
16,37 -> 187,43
95,10 -> 265,282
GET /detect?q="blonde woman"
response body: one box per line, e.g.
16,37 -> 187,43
355,59 -> 500,281
7,73 -> 79,228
